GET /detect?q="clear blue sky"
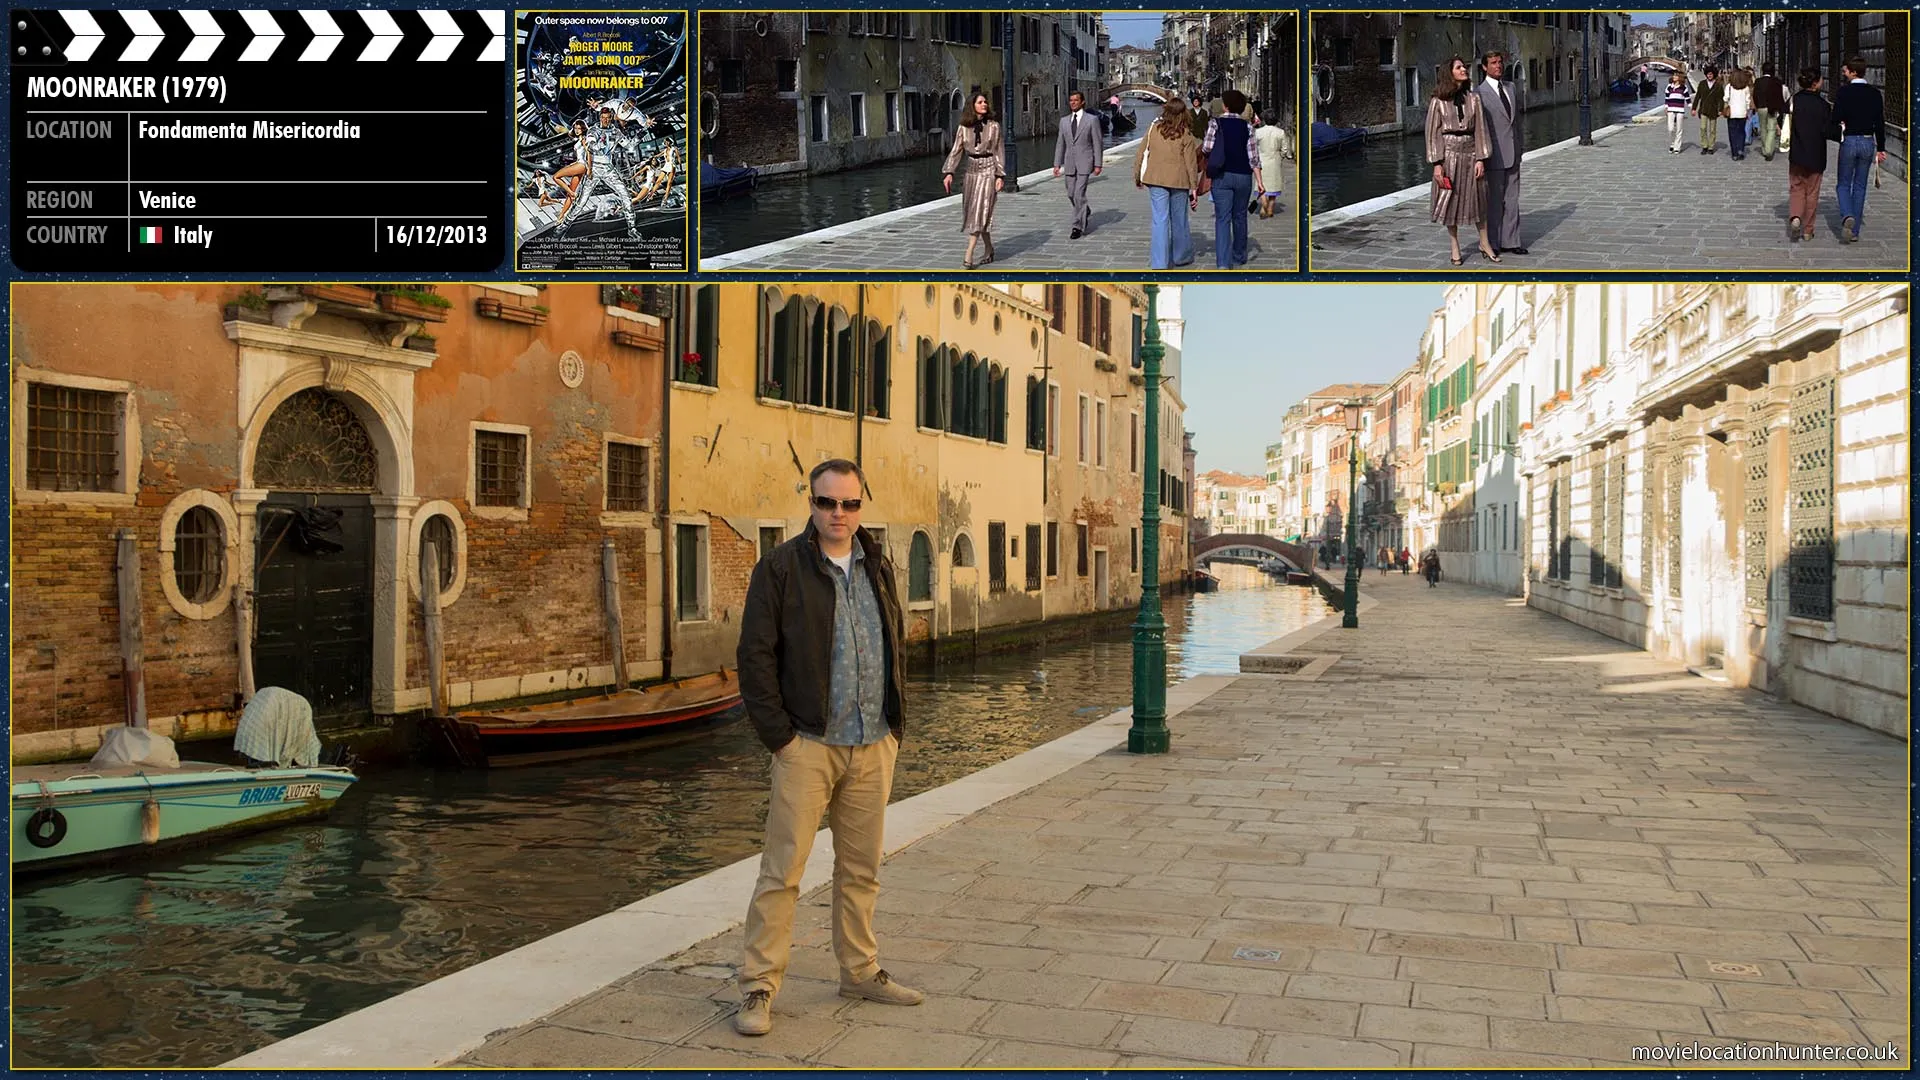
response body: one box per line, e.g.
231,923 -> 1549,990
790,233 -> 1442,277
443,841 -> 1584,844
1179,284 -> 1446,475
1102,12 -> 1162,50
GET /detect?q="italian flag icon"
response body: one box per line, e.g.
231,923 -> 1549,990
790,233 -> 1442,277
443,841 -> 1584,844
138,226 -> 163,244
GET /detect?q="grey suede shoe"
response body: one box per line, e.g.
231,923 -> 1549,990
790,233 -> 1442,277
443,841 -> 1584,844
733,989 -> 772,1035
839,969 -> 925,1005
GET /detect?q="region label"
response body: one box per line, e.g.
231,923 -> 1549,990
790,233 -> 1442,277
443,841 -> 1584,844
8,9 -> 508,272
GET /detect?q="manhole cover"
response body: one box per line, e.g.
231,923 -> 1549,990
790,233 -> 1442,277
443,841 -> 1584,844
1232,947 -> 1284,963
1708,961 -> 1763,977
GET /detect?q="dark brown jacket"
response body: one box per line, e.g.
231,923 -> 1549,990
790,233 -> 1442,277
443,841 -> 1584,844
736,521 -> 906,753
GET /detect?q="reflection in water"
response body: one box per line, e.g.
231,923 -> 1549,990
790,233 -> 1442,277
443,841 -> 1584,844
701,106 -> 1162,258
12,573 -> 1327,1067
1311,98 -> 1653,213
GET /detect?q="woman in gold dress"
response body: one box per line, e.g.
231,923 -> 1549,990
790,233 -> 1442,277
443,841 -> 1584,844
1425,57 -> 1497,265
942,93 -> 1007,268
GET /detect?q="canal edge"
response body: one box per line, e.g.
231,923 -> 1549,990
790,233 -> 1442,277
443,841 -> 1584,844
222,670 -> 1242,1069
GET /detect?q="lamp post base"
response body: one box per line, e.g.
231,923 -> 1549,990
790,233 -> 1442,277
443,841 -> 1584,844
1342,566 -> 1360,628
1128,726 -> 1170,754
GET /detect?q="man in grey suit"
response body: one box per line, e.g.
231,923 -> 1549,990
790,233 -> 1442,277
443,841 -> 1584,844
1475,50 -> 1528,256
1053,91 -> 1102,239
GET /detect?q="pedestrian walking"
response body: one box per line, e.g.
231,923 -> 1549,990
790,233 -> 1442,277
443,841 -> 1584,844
1832,55 -> 1887,243
1133,97 -> 1200,270
940,94 -> 1005,270
1724,68 -> 1754,160
1786,67 -> 1834,243
1053,90 -> 1103,242
1421,548 -> 1441,587
1200,89 -> 1262,269
1475,50 -> 1526,256
1663,71 -> 1693,153
1753,63 -> 1788,160
733,459 -> 920,1037
1252,114 -> 1292,219
1425,57 -> 1495,267
1692,66 -> 1726,154
1398,546 -> 1412,574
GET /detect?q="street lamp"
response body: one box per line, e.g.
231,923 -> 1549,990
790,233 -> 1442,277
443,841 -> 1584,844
1130,284 -> 1168,754
1578,14 -> 1594,146
1341,400 -> 1364,629
1001,13 -> 1020,192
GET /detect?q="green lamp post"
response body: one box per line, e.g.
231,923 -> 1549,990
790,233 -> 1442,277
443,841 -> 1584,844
1130,284 -> 1169,754
1341,400 -> 1365,629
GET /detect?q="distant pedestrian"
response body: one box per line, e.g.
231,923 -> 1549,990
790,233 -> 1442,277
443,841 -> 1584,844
1200,89 -> 1261,268
1252,114 -> 1292,219
1724,68 -> 1754,160
1833,55 -> 1886,243
734,459 -> 921,1037
1425,56 -> 1495,266
1663,71 -> 1693,153
1421,549 -> 1441,587
1133,97 -> 1200,269
1753,63 -> 1788,160
941,94 -> 1005,269
1398,546 -> 1412,574
1692,66 -> 1726,154
1786,67 -> 1834,243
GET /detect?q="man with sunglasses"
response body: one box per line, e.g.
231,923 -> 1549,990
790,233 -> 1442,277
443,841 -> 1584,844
733,459 -> 919,1036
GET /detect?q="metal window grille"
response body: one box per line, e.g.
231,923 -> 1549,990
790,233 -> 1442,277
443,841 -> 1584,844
1025,524 -> 1041,591
173,506 -> 224,603
1588,452 -> 1606,585
1743,443 -> 1770,609
1665,447 -> 1684,599
1046,521 -> 1059,576
908,531 -> 933,601
27,383 -> 120,492
675,524 -> 705,621
1546,475 -> 1561,579
1556,461 -> 1573,581
1076,523 -> 1089,577
1641,447 -> 1659,594
1604,445 -> 1624,589
422,514 -> 456,592
607,442 -> 649,512
1787,376 -> 1834,620
256,388 -> 378,492
987,521 -> 1008,592
759,526 -> 783,562
475,431 -> 525,507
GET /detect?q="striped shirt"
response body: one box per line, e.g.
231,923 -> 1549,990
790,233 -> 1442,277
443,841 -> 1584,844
1664,82 -> 1692,112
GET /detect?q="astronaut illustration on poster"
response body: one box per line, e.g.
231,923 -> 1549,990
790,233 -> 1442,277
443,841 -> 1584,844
515,11 -> 687,271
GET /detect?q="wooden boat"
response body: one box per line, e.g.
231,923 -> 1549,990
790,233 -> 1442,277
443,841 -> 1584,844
425,669 -> 744,767
11,761 -> 357,876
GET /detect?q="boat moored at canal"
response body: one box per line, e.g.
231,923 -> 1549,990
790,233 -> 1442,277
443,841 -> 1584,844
421,669 -> 744,768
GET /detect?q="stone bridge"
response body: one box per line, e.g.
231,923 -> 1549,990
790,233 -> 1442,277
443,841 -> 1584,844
1192,532 -> 1313,573
1621,56 -> 1687,77
1101,84 -> 1172,104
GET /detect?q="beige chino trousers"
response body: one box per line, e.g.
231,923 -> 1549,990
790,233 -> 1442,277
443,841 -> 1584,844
741,733 -> 898,997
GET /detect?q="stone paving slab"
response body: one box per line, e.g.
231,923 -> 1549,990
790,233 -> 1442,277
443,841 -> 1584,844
1311,112 -> 1910,272
458,569 -> 1907,1069
703,138 -> 1299,273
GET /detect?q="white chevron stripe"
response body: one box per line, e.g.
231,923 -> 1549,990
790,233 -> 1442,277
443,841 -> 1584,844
238,9 -> 283,62
118,10 -> 165,62
356,10 -> 403,61
416,8 -> 461,62
57,9 -> 104,61
177,10 -> 223,62
477,10 -> 506,62
298,10 -> 341,61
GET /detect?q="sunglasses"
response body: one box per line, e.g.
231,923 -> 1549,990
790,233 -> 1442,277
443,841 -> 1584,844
811,496 -> 863,512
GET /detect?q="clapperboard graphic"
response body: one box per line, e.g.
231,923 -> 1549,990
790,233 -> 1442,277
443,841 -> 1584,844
9,9 -> 510,272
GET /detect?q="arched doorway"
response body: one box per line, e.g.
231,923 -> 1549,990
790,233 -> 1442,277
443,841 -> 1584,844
250,387 -> 380,723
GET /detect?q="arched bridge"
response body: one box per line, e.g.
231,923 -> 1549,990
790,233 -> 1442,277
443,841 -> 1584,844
1622,56 -> 1687,76
1101,84 -> 1172,104
1192,533 -> 1312,573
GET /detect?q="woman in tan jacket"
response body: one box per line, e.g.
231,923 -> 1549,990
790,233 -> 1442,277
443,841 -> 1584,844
1133,98 -> 1201,269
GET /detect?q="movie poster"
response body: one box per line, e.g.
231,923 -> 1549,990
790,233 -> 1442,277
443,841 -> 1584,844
515,11 -> 687,272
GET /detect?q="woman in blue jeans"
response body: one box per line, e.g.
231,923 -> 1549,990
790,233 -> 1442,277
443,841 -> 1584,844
1200,89 -> 1265,268
1132,97 -> 1201,269
1832,57 -> 1887,242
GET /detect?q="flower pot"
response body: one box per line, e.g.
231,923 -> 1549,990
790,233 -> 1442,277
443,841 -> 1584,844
302,284 -> 376,307
611,328 -> 662,351
223,303 -> 270,324
378,292 -> 449,322
475,297 -> 546,325
404,336 -> 437,353
1554,390 -> 1572,402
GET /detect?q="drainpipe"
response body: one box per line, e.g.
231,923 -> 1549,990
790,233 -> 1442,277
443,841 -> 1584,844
1040,316 -> 1051,621
660,286 -> 679,680
855,283 -> 866,476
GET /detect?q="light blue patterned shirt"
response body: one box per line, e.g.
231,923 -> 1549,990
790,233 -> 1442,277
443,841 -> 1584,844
799,540 -> 890,746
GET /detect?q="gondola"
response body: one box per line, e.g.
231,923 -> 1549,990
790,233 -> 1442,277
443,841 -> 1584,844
700,161 -> 758,200
1311,121 -> 1366,157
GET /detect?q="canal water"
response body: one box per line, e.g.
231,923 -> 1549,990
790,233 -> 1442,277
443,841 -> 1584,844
1310,97 -> 1655,213
12,567 -> 1327,1067
701,105 -> 1162,258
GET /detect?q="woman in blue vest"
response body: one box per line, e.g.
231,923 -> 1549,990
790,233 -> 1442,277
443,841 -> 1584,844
1199,89 -> 1263,269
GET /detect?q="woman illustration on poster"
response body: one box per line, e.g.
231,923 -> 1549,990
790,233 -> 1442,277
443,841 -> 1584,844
537,118 -> 593,224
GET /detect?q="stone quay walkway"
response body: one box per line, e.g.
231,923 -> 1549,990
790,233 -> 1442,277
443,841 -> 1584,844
438,570 -> 1908,1069
1311,109 -> 1910,272
702,138 -> 1298,273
